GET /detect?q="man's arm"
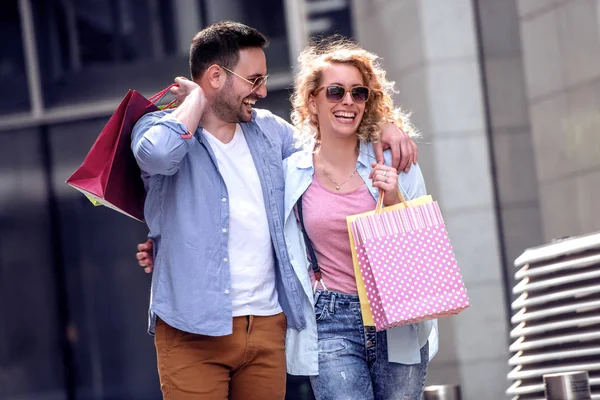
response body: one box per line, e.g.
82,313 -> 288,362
274,117 -> 418,169
131,78 -> 206,176
280,118 -> 299,160
374,122 -> 418,173
270,113 -> 301,160
169,78 -> 206,134
254,110 -> 301,159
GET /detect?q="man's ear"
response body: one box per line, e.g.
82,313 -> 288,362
205,64 -> 225,90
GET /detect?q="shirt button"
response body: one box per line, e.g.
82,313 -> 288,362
222,228 -> 227,233
222,197 -> 227,203
366,340 -> 374,347
224,290 -> 230,295
223,258 -> 228,262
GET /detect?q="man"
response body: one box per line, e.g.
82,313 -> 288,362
132,21 -> 417,400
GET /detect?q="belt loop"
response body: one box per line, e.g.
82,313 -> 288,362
314,290 -> 322,305
247,315 -> 254,334
328,293 -> 336,314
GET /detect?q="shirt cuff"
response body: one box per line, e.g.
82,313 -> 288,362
156,112 -> 195,140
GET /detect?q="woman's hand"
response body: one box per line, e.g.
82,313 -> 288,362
370,162 -> 401,206
136,239 -> 154,273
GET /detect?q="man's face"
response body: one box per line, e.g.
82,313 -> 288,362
212,48 -> 268,123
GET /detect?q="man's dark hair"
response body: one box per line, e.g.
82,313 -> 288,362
190,21 -> 268,80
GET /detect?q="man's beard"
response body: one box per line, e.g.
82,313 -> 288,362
212,79 -> 252,123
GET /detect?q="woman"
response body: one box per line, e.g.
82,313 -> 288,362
282,38 -> 437,400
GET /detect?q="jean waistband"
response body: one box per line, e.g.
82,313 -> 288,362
314,289 -> 360,307
314,289 -> 359,300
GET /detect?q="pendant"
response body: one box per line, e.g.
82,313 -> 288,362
336,185 -> 340,190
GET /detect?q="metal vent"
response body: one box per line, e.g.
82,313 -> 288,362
506,232 -> 600,400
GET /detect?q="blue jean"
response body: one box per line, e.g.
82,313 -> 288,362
309,291 -> 429,400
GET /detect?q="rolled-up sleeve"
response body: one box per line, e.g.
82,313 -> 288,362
279,120 -> 300,160
131,112 -> 197,176
383,149 -> 427,200
399,163 -> 427,200
270,113 -> 300,160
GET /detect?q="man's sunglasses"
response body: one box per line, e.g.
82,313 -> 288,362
312,85 -> 370,103
221,66 -> 269,93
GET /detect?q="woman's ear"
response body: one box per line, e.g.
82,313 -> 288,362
308,94 -> 317,116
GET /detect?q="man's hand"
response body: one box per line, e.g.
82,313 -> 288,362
171,77 -> 200,104
136,239 -> 154,274
375,122 -> 418,173
171,77 -> 207,136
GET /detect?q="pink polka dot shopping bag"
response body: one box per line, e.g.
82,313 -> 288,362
347,192 -> 470,331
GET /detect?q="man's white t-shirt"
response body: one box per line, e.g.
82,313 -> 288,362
203,124 -> 282,317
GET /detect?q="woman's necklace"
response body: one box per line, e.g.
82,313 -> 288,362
323,168 -> 357,190
315,147 -> 358,190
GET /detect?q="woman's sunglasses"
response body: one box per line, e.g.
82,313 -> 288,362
312,85 -> 370,103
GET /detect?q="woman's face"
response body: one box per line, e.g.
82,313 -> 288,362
310,63 -> 368,141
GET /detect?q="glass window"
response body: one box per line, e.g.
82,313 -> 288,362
0,1 -> 30,115
204,0 -> 291,74
0,128 -> 67,399
31,0 -> 293,109
307,0 -> 354,39
32,0 -> 191,107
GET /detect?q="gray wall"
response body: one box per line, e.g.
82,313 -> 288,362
517,0 -> 600,241
475,0 -> 544,293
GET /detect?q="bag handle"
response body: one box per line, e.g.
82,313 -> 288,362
148,84 -> 178,109
375,188 -> 408,214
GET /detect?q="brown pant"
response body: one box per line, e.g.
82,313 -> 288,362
154,313 -> 287,400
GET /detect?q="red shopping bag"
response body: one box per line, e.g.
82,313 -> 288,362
66,86 -> 176,222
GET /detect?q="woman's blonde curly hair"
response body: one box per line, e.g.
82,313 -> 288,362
290,37 -> 417,148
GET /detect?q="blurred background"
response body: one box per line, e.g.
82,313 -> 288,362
1,0 -> 599,399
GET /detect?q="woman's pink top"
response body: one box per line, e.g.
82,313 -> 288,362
301,178 -> 376,294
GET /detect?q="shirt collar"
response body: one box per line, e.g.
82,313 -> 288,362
296,145 -> 315,169
295,141 -> 376,170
